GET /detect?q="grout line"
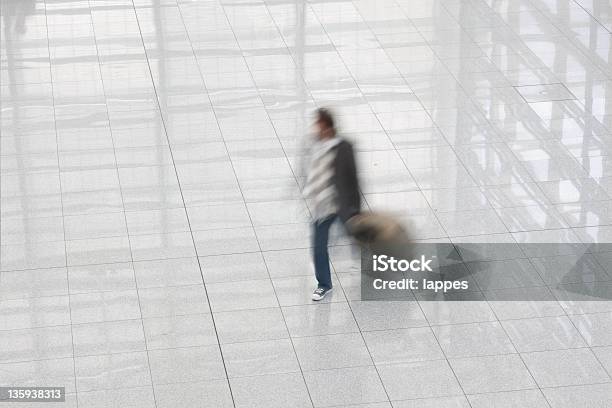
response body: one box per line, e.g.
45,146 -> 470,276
486,300 -> 554,408
40,0 -> 78,405
85,1 -> 159,406
205,1 -> 323,406
4,327 -> 605,368
128,1 -> 239,406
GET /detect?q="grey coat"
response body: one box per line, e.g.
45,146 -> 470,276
332,140 -> 361,223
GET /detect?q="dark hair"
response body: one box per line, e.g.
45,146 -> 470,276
316,108 -> 335,130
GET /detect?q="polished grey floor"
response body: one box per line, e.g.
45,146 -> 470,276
2,0 -> 612,407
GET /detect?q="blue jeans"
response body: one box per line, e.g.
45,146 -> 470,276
313,215 -> 337,289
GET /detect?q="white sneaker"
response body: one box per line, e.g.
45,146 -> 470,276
312,287 -> 333,301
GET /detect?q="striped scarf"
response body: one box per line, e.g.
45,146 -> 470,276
304,138 -> 342,220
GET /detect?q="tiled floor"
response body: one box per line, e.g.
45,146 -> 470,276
2,0 -> 612,407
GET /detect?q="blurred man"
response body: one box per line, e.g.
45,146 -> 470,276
303,108 -> 361,300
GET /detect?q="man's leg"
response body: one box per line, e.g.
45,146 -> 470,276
313,215 -> 336,289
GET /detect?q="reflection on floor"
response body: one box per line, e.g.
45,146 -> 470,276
2,0 -> 612,406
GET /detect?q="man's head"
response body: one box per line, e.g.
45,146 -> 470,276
315,108 -> 336,140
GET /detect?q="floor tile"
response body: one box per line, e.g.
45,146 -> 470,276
377,360 -> 463,401
125,208 -> 190,235
0,357 -> 77,394
466,258 -> 545,290
330,245 -> 361,274
418,300 -> 497,326
67,262 -> 135,294
529,253 -> 611,285
75,351 -> 151,392
0,325 -> 73,363
214,307 -> 289,344
538,175 -> 607,206
65,236 -> 131,266
422,187 -> 491,213
552,282 -> 612,315
193,227 -> 260,256
467,389 -> 549,408
70,290 -> 141,324
72,319 -> 145,356
339,403 -> 391,408
432,321 -> 516,358
397,146 -> 460,170
485,286 -> 566,319
391,396 -> 470,408
247,199 -> 311,226
130,231 -> 196,261
304,366 -> 389,407
62,189 -> 124,216
143,314 -> 217,350
64,212 -> 127,241
494,204 -> 567,232
521,158 -> 588,182
222,338 -> 300,377
187,202 -> 252,231
521,348 -> 610,387
207,279 -> 278,312
512,229 -> 586,257
363,327 -> 444,365
272,275 -> 346,306
121,186 -> 184,212
502,316 -> 586,352
515,83 -> 576,103
255,223 -> 312,251
292,332 -> 372,371
154,380 -> 234,408
0,267 -> 68,300
230,372 -> 313,408
411,165 -> 477,190
263,248 -> 314,278
350,301 -> 429,331
283,303 -> 359,337
0,295 -> 71,330
449,354 -> 536,394
570,312 -> 612,347
1,241 -> 67,271
148,345 -> 226,385
555,200 -> 612,227
133,257 -> 202,289
76,387 -> 155,408
1,215 -> 65,245
592,346 -> 612,376
453,234 -> 525,262
542,382 -> 612,408
436,209 -> 508,237
137,284 -> 210,318
482,183 -> 551,209
201,252 -> 269,283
